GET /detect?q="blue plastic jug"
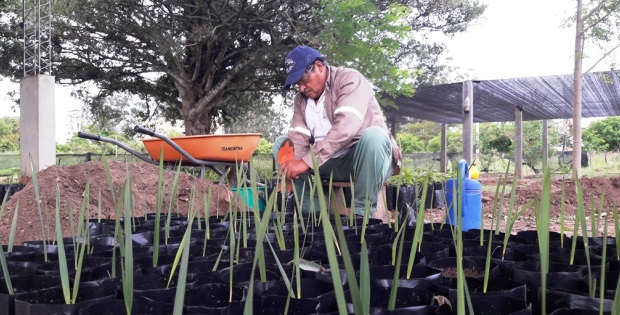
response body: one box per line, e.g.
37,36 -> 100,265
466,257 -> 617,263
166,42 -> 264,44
445,160 -> 482,231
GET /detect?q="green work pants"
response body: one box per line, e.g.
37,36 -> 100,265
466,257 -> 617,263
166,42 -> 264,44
273,126 -> 394,216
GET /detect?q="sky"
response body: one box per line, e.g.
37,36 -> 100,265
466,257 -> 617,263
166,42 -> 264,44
1,0 -> 617,143
445,0 -> 616,80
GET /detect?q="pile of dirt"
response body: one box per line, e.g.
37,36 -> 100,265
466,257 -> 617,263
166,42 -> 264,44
482,174 -> 620,215
425,174 -> 619,237
0,160 -> 239,245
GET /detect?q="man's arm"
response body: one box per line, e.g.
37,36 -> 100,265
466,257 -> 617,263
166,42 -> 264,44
287,95 -> 312,161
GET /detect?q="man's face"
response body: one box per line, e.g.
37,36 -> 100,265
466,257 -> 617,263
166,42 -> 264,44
295,62 -> 326,99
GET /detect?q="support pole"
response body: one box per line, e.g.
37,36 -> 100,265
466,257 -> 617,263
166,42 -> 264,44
542,119 -> 548,171
515,107 -> 523,178
389,114 -> 397,139
440,123 -> 447,173
462,81 -> 474,164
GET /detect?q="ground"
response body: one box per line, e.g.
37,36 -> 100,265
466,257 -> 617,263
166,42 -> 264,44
1,162 -> 618,245
425,173 -> 619,237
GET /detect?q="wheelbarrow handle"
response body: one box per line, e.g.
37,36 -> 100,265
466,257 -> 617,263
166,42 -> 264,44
133,125 -> 213,167
77,131 -> 158,165
133,125 -> 156,137
77,131 -> 102,141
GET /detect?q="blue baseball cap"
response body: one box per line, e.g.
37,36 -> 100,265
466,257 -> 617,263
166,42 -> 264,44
283,46 -> 322,89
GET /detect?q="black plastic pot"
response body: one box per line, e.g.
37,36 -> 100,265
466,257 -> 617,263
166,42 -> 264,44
35,257 -> 110,279
0,274 -> 62,315
515,230 -> 566,244
368,244 -> 425,266
317,286 -> 436,314
133,254 -> 181,275
261,294 -> 320,315
219,265 -> 285,299
77,298 -> 174,315
549,309 -> 611,315
263,278 -> 333,299
14,285 -> 116,315
435,295 -> 530,315
504,261 -> 582,306
0,184 -> 25,201
542,288 -> 616,315
386,185 -> 397,211
420,182 -> 444,210
547,251 -> 604,275
398,185 -> 417,212
433,277 -> 527,307
367,265 -> 442,290
21,241 -> 75,256
427,256 -> 500,279
1,263 -> 29,278
184,282 -> 245,311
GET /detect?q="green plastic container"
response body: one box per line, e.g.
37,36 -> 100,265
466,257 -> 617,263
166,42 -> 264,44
230,187 -> 267,211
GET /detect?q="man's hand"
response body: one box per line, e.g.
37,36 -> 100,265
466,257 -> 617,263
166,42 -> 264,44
280,159 -> 310,180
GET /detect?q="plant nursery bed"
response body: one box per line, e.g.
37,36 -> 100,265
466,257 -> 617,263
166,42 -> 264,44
0,212 -> 616,315
0,161 -> 617,314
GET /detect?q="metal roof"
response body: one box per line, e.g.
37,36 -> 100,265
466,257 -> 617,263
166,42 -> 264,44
384,71 -> 620,124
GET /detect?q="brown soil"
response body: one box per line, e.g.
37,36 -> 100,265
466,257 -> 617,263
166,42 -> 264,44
1,162 -> 619,245
0,160 -> 242,245
425,173 -> 619,237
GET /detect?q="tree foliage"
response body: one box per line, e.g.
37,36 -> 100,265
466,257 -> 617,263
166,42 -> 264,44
478,123 -> 513,154
570,0 -> 620,74
396,133 -> 425,153
0,0 -> 485,135
398,119 -> 442,145
427,129 -> 462,153
254,138 -> 273,155
57,125 -> 144,155
583,117 -> 620,153
222,93 -> 288,142
476,121 -> 561,174
0,116 -> 19,152
318,0 -> 485,94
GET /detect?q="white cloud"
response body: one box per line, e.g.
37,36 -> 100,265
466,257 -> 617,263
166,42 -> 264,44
444,0 -> 616,80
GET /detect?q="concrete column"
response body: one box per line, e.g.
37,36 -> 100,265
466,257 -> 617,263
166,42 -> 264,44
20,75 -> 56,176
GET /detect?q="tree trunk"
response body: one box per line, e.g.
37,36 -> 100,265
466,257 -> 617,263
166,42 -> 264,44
178,82 -> 214,135
572,0 -> 583,179
185,110 -> 213,135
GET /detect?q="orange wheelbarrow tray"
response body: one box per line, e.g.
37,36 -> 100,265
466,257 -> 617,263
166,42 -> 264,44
78,125 -> 262,184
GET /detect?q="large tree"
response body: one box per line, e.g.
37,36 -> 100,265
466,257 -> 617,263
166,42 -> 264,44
0,0 -> 485,135
583,117 -> 620,157
570,0 -> 620,178
0,116 -> 19,152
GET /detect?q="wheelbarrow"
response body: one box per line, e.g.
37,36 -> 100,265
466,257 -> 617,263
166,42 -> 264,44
77,125 -> 262,186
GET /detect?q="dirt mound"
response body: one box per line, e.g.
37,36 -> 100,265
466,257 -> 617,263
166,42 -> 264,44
482,175 -> 620,217
0,160 -> 238,245
425,174 -> 619,237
